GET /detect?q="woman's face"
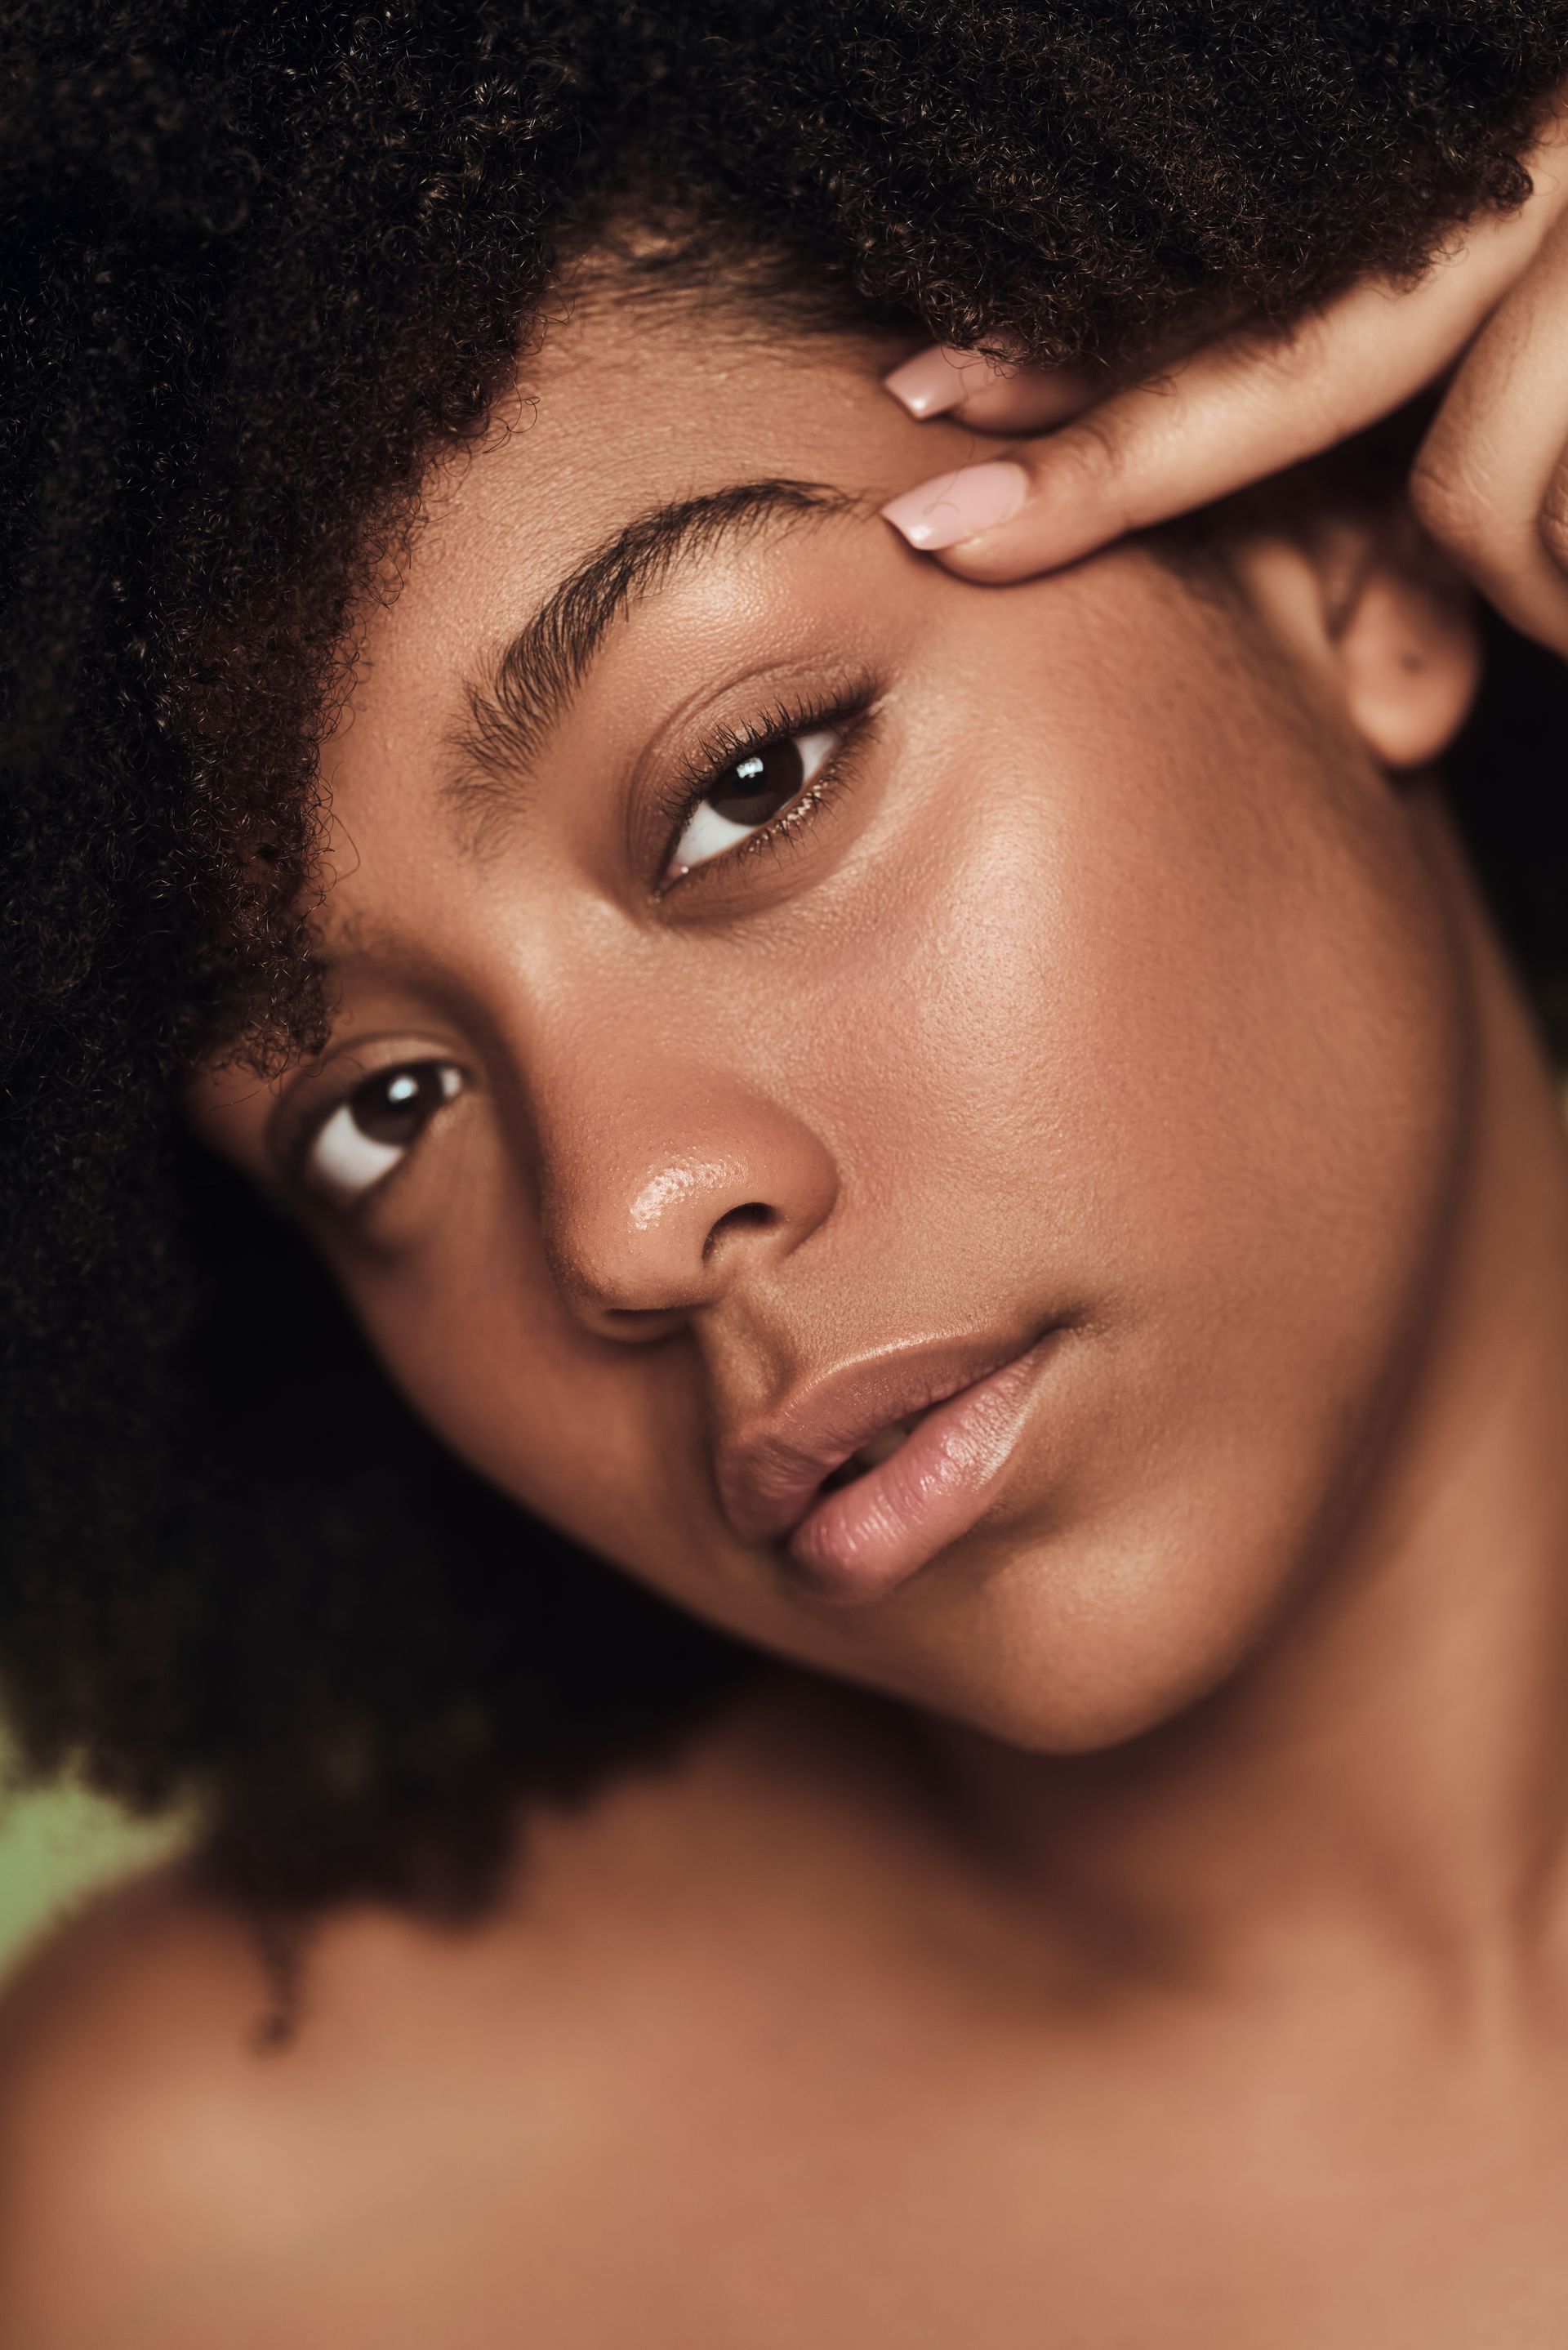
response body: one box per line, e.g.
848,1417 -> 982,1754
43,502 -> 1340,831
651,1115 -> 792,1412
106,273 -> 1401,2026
197,285 -> 1482,1751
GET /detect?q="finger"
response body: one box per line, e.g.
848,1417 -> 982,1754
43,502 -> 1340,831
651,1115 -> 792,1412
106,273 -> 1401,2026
947,360 -> 1098,432
881,147 -> 1568,583
884,342 -> 1095,431
1411,207 -> 1568,656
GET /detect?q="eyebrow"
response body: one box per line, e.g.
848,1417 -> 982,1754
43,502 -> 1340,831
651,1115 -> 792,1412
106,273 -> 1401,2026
446,478 -> 858,834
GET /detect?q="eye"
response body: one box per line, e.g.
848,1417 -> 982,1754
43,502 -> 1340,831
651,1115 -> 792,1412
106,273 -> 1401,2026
305,1061 -> 464,1203
669,725 -> 840,875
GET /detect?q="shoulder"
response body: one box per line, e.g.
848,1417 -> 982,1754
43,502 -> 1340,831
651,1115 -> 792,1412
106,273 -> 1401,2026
0,1863 -> 321,2345
0,1846 -> 625,2345
0,1681 -> 917,2346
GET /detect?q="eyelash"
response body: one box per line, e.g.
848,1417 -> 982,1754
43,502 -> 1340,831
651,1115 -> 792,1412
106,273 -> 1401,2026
654,683 -> 877,894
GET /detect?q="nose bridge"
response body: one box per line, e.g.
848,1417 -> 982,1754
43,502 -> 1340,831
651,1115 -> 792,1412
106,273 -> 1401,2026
532,1034 -> 837,1327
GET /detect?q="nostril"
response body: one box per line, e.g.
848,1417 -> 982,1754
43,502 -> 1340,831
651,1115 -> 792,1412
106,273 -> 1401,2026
702,1200 -> 777,1264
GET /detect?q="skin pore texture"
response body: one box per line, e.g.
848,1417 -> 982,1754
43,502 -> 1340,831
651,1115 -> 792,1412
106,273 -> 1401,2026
5,278 -> 1568,2348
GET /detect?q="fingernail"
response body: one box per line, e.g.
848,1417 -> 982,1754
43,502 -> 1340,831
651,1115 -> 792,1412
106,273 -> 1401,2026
880,462 -> 1028,551
883,344 -> 1004,420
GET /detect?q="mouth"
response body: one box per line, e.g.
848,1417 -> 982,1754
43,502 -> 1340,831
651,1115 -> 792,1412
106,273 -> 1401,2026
818,1414 -> 929,1491
717,1329 -> 1063,1608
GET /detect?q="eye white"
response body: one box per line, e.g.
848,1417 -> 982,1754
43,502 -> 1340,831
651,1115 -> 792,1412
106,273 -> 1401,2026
305,1063 -> 463,1203
670,725 -> 840,874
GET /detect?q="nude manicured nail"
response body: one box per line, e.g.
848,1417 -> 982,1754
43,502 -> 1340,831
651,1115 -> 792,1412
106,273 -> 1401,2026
883,344 -> 1004,420
880,462 -> 1028,551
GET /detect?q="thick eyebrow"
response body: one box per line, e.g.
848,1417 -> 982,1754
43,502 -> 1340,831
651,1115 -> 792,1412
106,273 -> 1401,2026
447,478 -> 858,830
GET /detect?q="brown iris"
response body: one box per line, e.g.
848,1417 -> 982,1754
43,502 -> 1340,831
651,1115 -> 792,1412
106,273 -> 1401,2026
349,1064 -> 449,1147
706,738 -> 808,827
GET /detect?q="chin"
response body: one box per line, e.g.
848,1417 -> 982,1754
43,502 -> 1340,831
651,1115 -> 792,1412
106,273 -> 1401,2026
848,1509 -> 1319,1756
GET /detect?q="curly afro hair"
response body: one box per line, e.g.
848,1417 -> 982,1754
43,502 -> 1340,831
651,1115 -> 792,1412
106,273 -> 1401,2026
4,0 -> 1567,1918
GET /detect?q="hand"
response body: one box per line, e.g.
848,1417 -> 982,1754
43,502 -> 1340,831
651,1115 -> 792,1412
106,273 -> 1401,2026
880,101 -> 1568,658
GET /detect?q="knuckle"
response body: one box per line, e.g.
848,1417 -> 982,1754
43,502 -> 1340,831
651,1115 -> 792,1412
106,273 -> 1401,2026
1038,407 -> 1140,529
1047,409 -> 1124,491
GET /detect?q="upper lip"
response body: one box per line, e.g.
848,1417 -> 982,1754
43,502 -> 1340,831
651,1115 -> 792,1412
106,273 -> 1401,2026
715,1329 -> 1047,1545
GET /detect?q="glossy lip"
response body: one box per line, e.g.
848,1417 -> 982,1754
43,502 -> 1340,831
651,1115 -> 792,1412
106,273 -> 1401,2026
717,1328 -> 1062,1607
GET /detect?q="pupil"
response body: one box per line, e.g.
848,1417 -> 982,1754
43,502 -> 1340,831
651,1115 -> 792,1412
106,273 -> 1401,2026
350,1064 -> 442,1146
707,737 -> 804,827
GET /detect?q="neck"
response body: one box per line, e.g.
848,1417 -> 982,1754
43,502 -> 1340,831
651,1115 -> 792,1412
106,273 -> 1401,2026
924,882 -> 1568,2004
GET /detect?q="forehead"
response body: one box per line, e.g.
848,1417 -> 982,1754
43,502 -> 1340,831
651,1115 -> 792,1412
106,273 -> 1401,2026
341,289 -> 940,734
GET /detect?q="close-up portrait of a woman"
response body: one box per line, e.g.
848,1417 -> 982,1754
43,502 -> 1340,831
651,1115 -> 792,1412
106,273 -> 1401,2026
4,3 -> 1568,2342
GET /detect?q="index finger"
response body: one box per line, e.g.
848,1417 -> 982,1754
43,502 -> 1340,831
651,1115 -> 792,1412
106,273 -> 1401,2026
883,155 -> 1568,582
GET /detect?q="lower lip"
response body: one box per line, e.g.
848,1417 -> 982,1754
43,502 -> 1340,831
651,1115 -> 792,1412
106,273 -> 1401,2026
785,1339 -> 1055,1606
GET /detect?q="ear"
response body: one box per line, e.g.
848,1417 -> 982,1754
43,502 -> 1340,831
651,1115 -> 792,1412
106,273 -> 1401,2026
1232,502 -> 1483,771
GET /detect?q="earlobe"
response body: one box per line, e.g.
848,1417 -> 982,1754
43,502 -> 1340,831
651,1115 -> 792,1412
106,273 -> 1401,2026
1333,532 -> 1483,771
1234,499 -> 1484,774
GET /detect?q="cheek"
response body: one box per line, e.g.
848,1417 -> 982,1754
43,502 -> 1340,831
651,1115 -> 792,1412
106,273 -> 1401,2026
312,1122 -> 666,1563
338,1173 -> 804,1652
341,1230 -> 869,1681
780,641 -> 1474,1742
348,1224 -> 702,1569
804,609 -> 1467,1344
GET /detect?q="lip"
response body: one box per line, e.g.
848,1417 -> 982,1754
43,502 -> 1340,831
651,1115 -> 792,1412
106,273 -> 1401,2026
717,1329 -> 1060,1607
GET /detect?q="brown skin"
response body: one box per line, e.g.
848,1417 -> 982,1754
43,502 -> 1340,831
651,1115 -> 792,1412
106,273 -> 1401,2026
4,279 -> 1568,2346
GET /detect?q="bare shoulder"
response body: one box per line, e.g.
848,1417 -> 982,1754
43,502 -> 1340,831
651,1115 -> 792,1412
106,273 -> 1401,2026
0,1839 -> 626,2346
0,1840 -> 635,2347
0,1679 -> 915,2348
0,1860 -> 305,2346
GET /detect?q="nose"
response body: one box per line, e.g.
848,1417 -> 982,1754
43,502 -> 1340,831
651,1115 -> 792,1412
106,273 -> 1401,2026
537,1076 -> 838,1335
